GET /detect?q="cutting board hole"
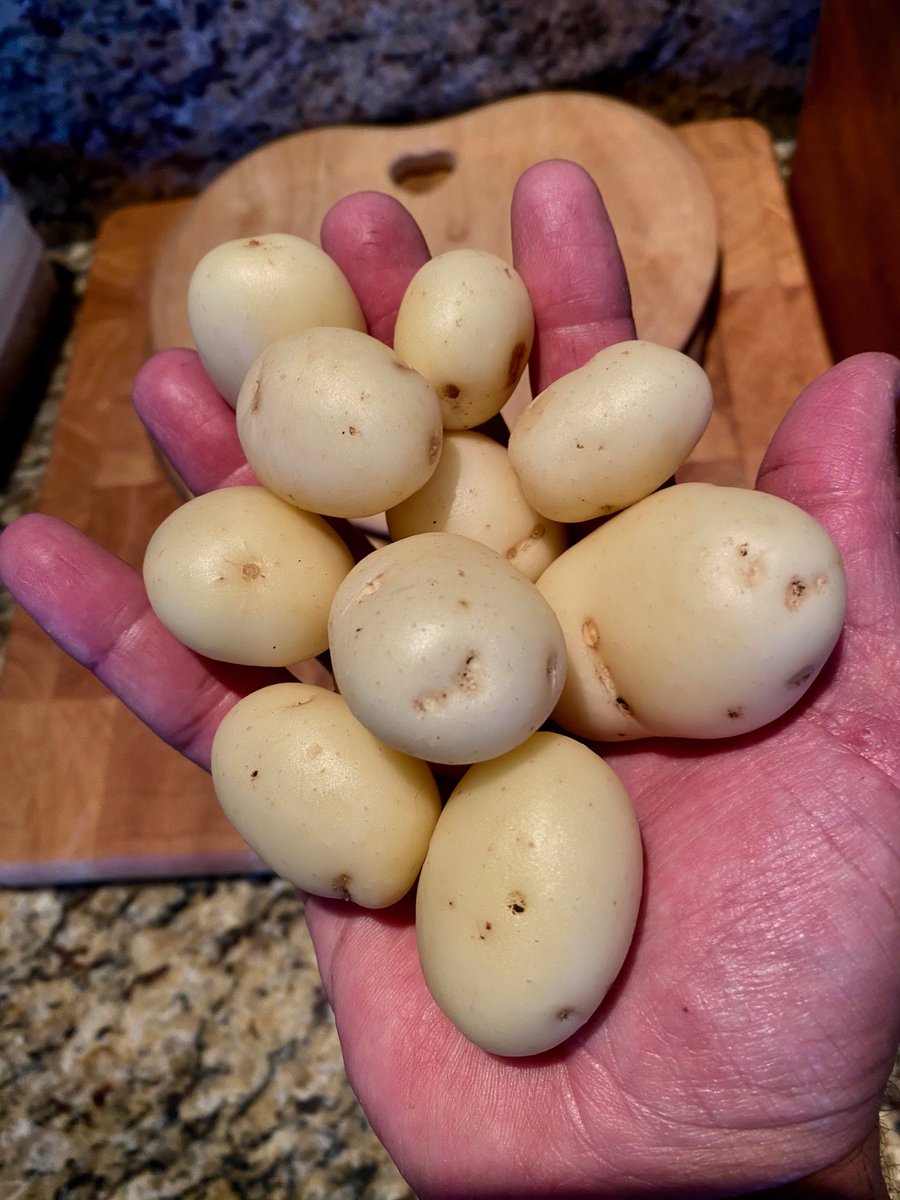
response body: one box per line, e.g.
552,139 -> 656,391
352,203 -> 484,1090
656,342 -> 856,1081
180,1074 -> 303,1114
389,150 -> 456,193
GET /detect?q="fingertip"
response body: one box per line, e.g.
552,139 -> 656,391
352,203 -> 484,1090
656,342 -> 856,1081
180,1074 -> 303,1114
131,348 -> 254,495
512,158 -> 598,208
758,352 -> 900,503
133,348 -> 214,428
321,191 -> 430,345
321,190 -> 426,253
0,514 -> 120,665
0,511 -> 69,590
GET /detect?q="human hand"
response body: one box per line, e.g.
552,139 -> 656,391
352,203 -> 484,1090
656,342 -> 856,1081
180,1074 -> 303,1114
1,160 -> 898,1198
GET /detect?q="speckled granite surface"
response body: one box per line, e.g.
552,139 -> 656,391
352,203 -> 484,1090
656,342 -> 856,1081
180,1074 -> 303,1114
1,0 -> 820,241
0,880 -> 413,1198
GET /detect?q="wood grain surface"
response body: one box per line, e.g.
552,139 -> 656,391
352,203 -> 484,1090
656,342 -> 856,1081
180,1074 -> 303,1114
0,115 -> 831,883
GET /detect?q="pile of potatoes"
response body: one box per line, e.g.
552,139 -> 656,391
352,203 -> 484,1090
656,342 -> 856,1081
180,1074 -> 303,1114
142,233 -> 847,1057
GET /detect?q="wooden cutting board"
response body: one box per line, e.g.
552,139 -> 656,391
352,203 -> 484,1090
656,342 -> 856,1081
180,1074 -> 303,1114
0,116 -> 831,884
149,92 -> 720,373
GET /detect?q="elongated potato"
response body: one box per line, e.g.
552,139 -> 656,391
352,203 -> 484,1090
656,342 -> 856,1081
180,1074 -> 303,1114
416,731 -> 642,1056
212,683 -> 442,908
143,485 -> 354,666
328,532 -> 566,764
393,249 -> 534,430
508,340 -> 713,521
386,430 -> 567,581
236,327 -> 444,519
536,482 -> 847,740
187,233 -> 366,407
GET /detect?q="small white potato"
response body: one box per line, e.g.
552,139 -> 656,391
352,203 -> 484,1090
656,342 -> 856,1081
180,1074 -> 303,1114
416,731 -> 642,1056
211,683 -> 442,907
236,327 -> 444,519
187,233 -> 366,407
386,430 -> 567,581
143,485 -> 354,666
393,249 -> 534,430
508,340 -> 713,521
536,482 -> 847,740
328,533 -> 566,764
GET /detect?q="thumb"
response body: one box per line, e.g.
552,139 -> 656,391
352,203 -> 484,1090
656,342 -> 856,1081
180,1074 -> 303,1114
756,352 -> 900,635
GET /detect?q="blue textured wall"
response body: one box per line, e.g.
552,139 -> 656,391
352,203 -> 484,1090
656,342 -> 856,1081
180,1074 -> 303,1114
0,0 -> 820,238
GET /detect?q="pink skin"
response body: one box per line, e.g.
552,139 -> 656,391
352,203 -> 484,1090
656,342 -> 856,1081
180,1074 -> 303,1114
1,160 -> 898,1197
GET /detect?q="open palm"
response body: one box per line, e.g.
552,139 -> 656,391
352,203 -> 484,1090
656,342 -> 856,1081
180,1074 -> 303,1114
1,162 -> 897,1198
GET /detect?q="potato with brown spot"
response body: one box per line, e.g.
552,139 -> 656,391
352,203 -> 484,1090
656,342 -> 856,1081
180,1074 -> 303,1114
187,233 -> 365,407
416,732 -> 643,1055
536,482 -> 846,740
211,683 -> 442,908
328,532 -> 567,764
236,327 -> 444,519
508,340 -> 713,521
393,249 -> 534,429
142,485 -> 354,666
387,431 -> 566,581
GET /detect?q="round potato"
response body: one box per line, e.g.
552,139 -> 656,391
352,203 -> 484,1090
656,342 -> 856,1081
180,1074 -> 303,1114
236,327 -> 444,519
143,485 -> 354,666
187,233 -> 365,407
328,532 -> 567,764
211,683 -> 442,908
393,249 -> 534,430
386,430 -> 567,581
536,482 -> 847,740
508,340 -> 713,521
416,731 -> 643,1056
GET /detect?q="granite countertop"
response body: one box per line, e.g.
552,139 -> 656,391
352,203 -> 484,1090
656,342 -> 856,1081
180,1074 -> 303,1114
0,879 -> 412,1197
1,236 -> 898,1198
3,0 -> 822,244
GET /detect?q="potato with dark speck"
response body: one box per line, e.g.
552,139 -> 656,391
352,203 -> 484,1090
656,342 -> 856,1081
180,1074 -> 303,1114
393,249 -> 534,430
508,340 -> 713,521
236,327 -> 444,518
416,731 -> 642,1055
211,683 -> 442,908
187,233 -> 365,407
386,430 -> 567,581
536,482 -> 847,740
142,486 -> 354,666
328,533 -> 566,764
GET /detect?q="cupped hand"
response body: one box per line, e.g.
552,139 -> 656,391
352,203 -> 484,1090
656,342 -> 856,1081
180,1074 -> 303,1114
1,161 -> 898,1199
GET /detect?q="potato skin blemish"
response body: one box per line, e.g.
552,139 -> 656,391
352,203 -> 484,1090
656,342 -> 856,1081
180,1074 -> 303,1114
334,873 -> 353,902
786,577 -> 808,609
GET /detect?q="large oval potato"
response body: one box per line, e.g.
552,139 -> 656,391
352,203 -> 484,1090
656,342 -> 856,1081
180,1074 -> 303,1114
143,485 -> 354,666
187,233 -> 366,407
386,430 -> 567,581
393,249 -> 534,430
536,482 -> 847,740
508,340 -> 713,521
416,731 -> 643,1056
328,532 -> 566,764
211,683 -> 442,908
236,327 -> 444,519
